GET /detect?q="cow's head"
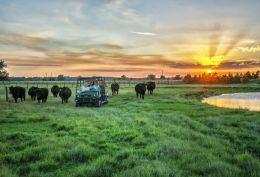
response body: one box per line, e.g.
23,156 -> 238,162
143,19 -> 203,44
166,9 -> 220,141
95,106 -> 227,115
9,86 -> 14,94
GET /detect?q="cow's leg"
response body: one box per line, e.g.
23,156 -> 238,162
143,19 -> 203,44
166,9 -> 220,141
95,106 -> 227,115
117,90 -> 118,95
136,92 -> 138,98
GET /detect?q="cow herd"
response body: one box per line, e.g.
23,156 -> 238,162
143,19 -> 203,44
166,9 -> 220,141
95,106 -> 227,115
7,81 -> 156,104
111,81 -> 156,99
135,81 -> 156,99
9,85 -> 72,104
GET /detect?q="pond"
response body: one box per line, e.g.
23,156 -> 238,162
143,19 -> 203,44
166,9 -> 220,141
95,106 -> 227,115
202,92 -> 260,111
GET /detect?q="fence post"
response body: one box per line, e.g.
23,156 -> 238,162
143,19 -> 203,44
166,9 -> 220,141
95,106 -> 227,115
5,87 -> 9,102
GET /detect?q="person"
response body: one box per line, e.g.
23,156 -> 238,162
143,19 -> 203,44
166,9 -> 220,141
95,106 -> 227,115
91,80 -> 100,91
79,84 -> 91,93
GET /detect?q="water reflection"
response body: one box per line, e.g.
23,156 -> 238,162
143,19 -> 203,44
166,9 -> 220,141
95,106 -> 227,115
202,92 -> 260,111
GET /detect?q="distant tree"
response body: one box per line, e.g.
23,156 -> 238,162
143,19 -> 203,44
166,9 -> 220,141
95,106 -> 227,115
253,70 -> 259,79
180,71 -> 260,84
121,75 -> 127,79
160,75 -> 166,79
193,75 -> 198,83
147,74 -> 156,80
227,73 -> 234,84
233,73 -> 241,83
57,74 -> 65,81
0,59 -> 9,81
183,74 -> 193,84
244,71 -> 252,80
174,75 -> 182,80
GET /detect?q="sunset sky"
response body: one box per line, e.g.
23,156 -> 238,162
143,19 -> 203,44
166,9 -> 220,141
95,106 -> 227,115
0,0 -> 260,77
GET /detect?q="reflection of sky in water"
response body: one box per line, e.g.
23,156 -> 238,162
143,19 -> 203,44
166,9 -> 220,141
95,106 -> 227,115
202,93 -> 260,111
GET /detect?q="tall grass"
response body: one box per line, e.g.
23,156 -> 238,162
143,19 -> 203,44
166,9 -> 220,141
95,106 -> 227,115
0,85 -> 259,177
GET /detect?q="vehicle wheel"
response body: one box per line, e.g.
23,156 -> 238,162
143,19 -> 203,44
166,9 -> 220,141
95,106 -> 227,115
96,100 -> 101,107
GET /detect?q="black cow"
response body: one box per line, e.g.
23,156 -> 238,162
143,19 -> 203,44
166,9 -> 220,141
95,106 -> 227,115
135,83 -> 146,99
51,85 -> 60,97
36,88 -> 48,104
146,81 -> 156,95
28,86 -> 38,101
9,86 -> 26,102
111,82 -> 119,96
59,87 -> 72,103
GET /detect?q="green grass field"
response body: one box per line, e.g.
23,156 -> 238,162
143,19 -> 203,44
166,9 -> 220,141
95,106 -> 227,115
0,84 -> 260,177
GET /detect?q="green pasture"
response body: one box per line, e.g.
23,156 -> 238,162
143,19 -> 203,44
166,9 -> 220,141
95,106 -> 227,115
0,84 -> 259,177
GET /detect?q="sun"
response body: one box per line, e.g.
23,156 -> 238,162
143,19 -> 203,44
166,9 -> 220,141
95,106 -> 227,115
207,69 -> 212,74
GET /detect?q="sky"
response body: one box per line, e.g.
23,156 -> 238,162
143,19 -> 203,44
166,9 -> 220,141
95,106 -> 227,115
0,0 -> 260,77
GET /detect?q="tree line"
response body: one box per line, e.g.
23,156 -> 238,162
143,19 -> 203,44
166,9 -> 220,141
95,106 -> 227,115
183,71 -> 260,84
1,59 -> 259,84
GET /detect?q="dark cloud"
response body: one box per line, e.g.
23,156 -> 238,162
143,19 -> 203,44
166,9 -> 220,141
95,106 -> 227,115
6,49 -> 259,71
12,63 -> 61,67
0,32 -> 124,52
81,43 -> 124,50
69,68 -> 151,73
2,32 -> 259,74
216,60 -> 260,69
0,33 -> 49,52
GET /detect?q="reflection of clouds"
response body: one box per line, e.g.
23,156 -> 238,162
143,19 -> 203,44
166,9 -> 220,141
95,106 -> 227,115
202,93 -> 260,111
